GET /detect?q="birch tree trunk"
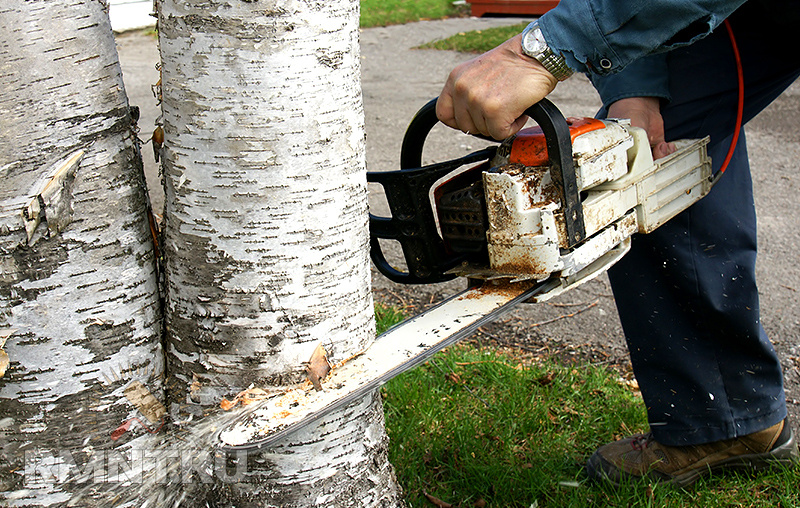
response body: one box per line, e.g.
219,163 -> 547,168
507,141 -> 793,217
0,1 -> 164,505
158,0 -> 401,504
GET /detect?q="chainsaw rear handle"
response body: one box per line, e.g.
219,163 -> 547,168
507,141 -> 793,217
368,97 -> 586,284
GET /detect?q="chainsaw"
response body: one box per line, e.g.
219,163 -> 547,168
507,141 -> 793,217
215,98 -> 711,450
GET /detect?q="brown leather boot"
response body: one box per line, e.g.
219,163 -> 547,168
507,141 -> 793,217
586,419 -> 799,487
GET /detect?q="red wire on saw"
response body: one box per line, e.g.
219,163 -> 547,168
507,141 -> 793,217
714,18 -> 744,180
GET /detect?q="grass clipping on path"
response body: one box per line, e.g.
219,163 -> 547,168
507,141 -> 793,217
417,23 -> 529,53
376,305 -> 800,507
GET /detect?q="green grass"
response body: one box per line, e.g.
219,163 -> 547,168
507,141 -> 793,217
375,305 -> 800,507
375,302 -> 409,335
417,22 -> 529,53
360,0 -> 524,51
360,0 -> 468,28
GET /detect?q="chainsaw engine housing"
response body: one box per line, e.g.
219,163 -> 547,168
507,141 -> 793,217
368,98 -> 711,286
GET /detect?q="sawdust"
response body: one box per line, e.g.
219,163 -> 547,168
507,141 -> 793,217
220,387 -> 271,411
461,280 -> 534,299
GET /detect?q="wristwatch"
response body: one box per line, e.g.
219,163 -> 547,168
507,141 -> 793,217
520,21 -> 574,81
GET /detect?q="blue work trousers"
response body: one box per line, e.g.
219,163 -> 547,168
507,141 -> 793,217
605,3 -> 800,446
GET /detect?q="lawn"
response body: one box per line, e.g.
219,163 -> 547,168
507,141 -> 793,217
375,305 -> 800,507
360,0 -> 468,27
417,22 -> 528,53
361,0 -> 528,53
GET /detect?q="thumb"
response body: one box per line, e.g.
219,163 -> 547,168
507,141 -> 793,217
652,140 -> 677,159
508,115 -> 528,138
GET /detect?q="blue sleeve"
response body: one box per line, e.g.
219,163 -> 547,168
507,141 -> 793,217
538,0 -> 745,75
589,53 -> 671,106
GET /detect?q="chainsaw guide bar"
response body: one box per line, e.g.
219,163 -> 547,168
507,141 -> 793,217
215,280 -> 550,451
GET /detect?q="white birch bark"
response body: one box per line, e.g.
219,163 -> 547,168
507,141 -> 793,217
157,0 -> 401,504
0,1 -> 164,505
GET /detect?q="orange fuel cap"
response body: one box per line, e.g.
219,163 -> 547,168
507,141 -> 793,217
509,117 -> 606,167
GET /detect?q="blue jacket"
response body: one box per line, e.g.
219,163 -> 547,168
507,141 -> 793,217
539,0 -> 747,104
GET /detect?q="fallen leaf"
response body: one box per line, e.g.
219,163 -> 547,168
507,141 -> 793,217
473,498 -> 487,507
535,372 -> 555,386
423,491 -> 454,508
307,344 -> 331,391
618,376 -> 640,393
220,398 -> 236,411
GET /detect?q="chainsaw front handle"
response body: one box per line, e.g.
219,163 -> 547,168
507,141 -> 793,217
367,97 -> 585,284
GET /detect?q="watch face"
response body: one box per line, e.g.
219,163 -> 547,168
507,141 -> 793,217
523,27 -> 548,56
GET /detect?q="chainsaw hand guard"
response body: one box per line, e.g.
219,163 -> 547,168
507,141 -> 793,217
367,147 -> 495,284
368,98 -> 584,284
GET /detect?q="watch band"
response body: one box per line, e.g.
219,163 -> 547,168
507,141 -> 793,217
538,51 -> 573,81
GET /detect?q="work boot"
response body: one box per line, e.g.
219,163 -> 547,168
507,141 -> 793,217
586,419 -> 799,487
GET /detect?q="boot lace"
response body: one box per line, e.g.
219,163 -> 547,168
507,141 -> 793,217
631,433 -> 655,451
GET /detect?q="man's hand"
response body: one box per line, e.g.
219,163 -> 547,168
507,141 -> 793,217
607,97 -> 676,159
436,35 -> 558,140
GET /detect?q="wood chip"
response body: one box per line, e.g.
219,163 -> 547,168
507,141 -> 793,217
124,381 -> 166,423
307,343 -> 331,391
0,349 -> 8,378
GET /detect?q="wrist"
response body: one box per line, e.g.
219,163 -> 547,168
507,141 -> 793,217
607,97 -> 662,117
507,35 -> 560,87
